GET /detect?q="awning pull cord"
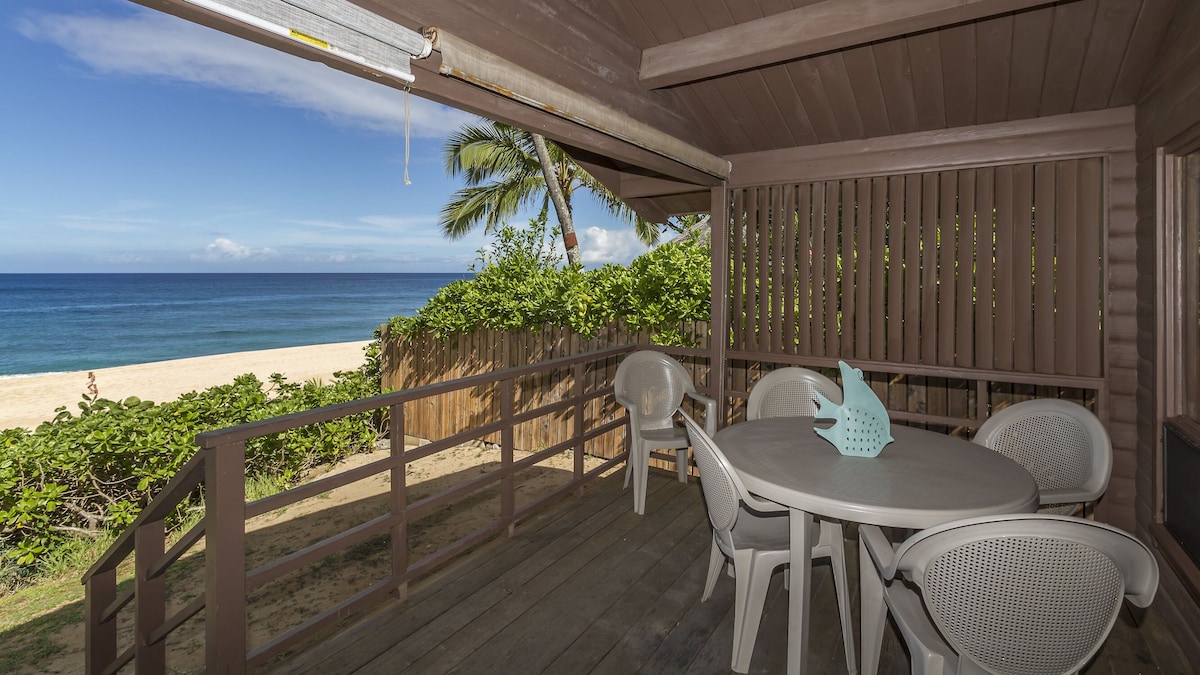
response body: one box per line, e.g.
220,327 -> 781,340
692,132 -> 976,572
403,86 -> 413,185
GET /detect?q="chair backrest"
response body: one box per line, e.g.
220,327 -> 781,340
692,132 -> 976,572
680,411 -> 751,539
614,351 -> 697,431
973,398 -> 1112,503
892,514 -> 1158,675
746,367 -> 842,420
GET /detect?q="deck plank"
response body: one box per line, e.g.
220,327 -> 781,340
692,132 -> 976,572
444,493 -> 710,673
271,472 -> 676,675
543,517 -> 713,673
367,476 -> 694,672
591,536 -> 731,674
266,469 -> 1189,675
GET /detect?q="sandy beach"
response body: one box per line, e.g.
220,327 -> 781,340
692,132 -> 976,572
0,341 -> 372,431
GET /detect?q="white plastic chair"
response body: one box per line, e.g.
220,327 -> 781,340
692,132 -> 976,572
859,514 -> 1158,675
614,350 -> 716,515
680,411 -> 855,674
746,366 -> 842,420
973,399 -> 1112,515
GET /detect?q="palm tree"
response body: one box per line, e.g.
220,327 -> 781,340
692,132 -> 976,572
439,120 -> 661,265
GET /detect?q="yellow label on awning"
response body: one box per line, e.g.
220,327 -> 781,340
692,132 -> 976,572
289,28 -> 329,50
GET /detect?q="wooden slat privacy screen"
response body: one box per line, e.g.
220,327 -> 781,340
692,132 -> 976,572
730,158 -> 1106,377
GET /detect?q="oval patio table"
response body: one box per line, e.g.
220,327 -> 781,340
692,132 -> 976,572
713,417 -> 1039,675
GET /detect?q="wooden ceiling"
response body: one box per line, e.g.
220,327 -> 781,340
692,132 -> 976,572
137,0 -> 1181,210
610,0 -> 1176,156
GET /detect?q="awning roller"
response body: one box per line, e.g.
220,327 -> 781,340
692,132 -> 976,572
182,0 -> 431,82
427,27 -> 731,181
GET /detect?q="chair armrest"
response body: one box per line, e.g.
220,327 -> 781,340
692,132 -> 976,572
859,525 -> 900,581
686,392 -> 718,436
614,391 -> 634,409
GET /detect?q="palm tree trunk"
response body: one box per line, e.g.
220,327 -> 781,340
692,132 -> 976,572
531,133 -> 581,265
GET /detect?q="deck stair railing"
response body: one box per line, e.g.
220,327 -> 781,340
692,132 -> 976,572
81,345 -> 643,674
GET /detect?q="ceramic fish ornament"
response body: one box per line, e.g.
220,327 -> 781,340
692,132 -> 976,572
814,361 -> 894,457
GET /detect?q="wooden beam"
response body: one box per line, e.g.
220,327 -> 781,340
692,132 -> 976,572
727,107 -> 1135,187
619,175 -> 708,199
638,0 -> 1056,89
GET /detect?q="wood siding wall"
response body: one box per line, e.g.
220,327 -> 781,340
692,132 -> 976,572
1135,0 -> 1200,660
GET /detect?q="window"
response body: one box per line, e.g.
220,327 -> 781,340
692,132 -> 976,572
1159,150 -> 1200,596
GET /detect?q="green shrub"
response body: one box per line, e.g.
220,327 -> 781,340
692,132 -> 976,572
0,370 -> 381,572
384,218 -> 712,346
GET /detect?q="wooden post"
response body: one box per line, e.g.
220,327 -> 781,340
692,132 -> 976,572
712,184 -> 731,426
574,362 -> 585,492
204,440 -> 247,674
85,568 -> 118,675
135,519 -> 167,674
501,378 -> 515,534
390,402 -> 409,601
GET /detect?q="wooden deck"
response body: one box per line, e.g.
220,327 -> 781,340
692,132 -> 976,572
267,470 -> 1192,674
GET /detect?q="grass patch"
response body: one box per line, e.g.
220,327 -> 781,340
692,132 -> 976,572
0,471 -> 295,672
0,571 -> 129,673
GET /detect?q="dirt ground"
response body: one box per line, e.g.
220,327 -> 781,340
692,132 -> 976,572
27,440 -> 616,674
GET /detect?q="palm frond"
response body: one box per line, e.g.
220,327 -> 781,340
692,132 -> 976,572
440,119 -> 662,252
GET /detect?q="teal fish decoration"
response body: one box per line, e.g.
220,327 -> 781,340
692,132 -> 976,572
814,361 -> 894,457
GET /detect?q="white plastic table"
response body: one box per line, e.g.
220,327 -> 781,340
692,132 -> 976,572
713,417 -> 1039,675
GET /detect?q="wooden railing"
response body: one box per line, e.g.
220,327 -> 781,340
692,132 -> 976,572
725,352 -> 1108,435
81,345 -> 643,674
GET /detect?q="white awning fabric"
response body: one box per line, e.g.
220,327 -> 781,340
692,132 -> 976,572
428,27 -> 731,181
182,0 -> 431,82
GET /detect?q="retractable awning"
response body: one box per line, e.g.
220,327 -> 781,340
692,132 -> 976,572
181,0 -> 431,82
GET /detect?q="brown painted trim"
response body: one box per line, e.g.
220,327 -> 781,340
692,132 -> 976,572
728,107 -> 1135,186
638,0 -> 1055,89
1157,150 -> 1180,522
725,349 -> 1106,390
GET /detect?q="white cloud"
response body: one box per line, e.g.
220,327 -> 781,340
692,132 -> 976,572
17,8 -> 474,137
194,237 -> 276,262
578,227 -> 648,266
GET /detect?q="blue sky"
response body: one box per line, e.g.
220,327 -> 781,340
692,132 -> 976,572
0,0 -> 650,273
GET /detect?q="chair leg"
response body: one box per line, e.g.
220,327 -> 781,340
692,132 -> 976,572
730,551 -> 773,674
676,447 -> 690,483
859,535 -> 887,675
703,534 -> 724,602
623,433 -> 634,489
628,439 -> 648,511
823,520 -> 856,674
624,437 -> 648,514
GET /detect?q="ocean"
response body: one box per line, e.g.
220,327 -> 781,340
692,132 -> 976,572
0,273 -> 470,377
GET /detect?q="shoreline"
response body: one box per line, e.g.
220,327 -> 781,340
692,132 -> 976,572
0,341 -> 371,431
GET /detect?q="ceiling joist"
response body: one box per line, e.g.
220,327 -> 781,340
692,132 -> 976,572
638,0 -> 1056,89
